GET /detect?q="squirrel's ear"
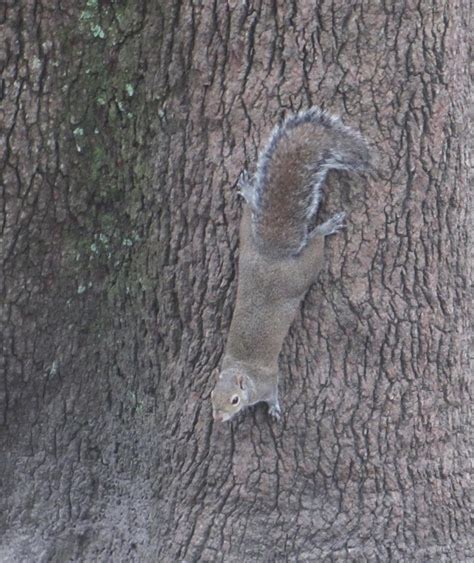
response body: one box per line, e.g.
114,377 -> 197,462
236,374 -> 246,390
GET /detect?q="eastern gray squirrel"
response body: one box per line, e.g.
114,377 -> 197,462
211,107 -> 369,422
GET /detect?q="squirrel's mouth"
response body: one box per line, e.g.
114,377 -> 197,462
212,410 -> 232,423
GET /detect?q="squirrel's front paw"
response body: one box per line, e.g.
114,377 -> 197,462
268,402 -> 282,422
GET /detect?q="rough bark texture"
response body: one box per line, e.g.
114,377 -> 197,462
1,0 -> 471,561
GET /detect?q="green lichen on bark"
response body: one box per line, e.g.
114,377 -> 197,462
58,1 -> 151,297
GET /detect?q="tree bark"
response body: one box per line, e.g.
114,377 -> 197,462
1,1 -> 470,561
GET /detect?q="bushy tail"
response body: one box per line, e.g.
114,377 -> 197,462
243,107 -> 370,258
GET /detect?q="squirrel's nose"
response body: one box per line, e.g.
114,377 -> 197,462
214,411 -> 232,423
213,410 -> 227,422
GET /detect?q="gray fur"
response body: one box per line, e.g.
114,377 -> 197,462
211,109 -> 369,422
251,107 -> 369,257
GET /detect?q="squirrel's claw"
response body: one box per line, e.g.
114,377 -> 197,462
311,211 -> 347,238
237,169 -> 250,189
237,170 -> 258,212
268,402 -> 282,422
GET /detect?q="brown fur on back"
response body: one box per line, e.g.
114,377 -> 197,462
252,108 -> 369,258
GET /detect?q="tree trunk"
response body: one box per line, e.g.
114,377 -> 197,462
1,1 -> 470,561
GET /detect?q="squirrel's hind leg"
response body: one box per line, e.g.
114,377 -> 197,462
311,212 -> 346,238
297,212 -> 346,282
237,170 -> 258,212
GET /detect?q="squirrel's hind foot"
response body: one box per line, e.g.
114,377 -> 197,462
237,170 -> 258,211
312,212 -> 346,238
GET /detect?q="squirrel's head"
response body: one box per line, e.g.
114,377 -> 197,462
211,369 -> 252,422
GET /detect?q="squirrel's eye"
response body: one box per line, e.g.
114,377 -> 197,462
231,395 -> 240,406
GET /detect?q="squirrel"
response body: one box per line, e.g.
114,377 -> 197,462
211,107 -> 370,422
